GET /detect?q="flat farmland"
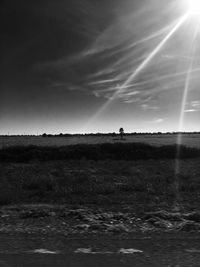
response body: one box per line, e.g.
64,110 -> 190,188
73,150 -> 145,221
0,134 -> 200,148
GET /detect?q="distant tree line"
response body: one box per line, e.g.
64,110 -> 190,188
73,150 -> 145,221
41,131 -> 200,137
1,131 -> 200,137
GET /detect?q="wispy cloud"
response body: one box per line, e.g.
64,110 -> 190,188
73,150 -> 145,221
185,101 -> 200,113
185,109 -> 196,113
148,118 -> 164,124
36,0 -> 200,112
141,104 -> 159,110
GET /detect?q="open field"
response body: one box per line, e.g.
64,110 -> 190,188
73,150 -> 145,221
0,142 -> 200,207
1,158 -> 200,207
1,133 -> 200,148
1,139 -> 200,235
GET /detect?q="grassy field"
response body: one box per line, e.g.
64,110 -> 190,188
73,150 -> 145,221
1,133 -> 200,148
1,158 -> 200,208
1,135 -> 200,209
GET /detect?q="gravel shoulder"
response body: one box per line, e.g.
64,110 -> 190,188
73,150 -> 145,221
1,204 -> 200,236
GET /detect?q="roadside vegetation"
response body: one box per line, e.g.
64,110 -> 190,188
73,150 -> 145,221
1,157 -> 200,207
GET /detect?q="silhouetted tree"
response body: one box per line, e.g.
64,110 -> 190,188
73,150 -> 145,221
119,127 -> 124,140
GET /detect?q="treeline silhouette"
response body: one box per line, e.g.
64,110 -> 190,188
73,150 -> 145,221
1,131 -> 200,137
0,143 -> 200,163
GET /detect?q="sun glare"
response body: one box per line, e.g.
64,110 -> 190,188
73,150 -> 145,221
187,0 -> 200,14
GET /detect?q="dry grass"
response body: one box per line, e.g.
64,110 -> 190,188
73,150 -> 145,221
1,159 -> 200,206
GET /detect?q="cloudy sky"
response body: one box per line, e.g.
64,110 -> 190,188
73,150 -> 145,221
1,0 -> 200,134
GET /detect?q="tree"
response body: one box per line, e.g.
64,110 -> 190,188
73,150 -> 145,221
119,127 -> 124,140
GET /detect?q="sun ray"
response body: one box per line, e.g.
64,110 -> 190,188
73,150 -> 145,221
106,14 -> 189,102
121,67 -> 200,90
110,19 -> 183,67
173,21 -> 200,209
83,14 -> 189,132
176,21 -> 199,159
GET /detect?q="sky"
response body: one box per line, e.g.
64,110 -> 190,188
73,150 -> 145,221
1,0 -> 200,134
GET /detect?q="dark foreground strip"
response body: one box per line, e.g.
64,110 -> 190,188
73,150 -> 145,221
0,143 -> 199,163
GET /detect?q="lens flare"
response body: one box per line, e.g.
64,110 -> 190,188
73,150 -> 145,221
173,22 -> 199,209
112,14 -> 188,100
176,22 -> 199,162
188,0 -> 200,14
83,14 -> 188,132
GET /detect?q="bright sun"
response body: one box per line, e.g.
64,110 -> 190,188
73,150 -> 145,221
188,0 -> 200,14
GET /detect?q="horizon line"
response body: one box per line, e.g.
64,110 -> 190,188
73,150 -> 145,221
1,131 -> 200,136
